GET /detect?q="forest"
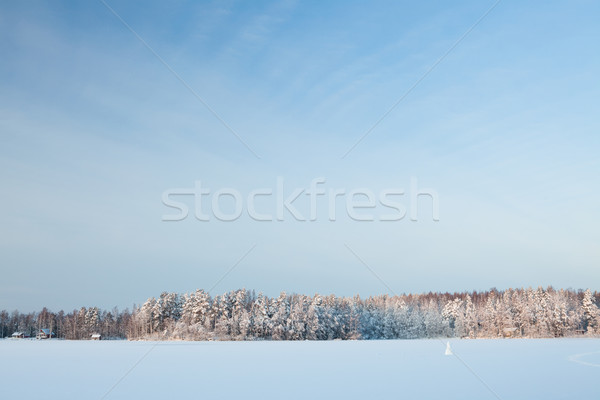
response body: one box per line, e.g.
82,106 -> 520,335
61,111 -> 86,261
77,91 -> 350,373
1,287 -> 599,341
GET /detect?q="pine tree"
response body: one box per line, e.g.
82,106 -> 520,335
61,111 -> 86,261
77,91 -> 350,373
582,289 -> 600,334
271,292 -> 290,340
463,295 -> 478,338
287,296 -> 307,340
442,298 -> 463,335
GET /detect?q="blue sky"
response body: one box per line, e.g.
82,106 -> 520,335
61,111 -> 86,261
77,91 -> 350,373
1,0 -> 599,311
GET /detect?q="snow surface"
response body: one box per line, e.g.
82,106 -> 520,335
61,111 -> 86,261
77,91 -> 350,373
1,338 -> 599,399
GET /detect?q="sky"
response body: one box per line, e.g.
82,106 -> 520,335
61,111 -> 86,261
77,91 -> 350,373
1,0 -> 599,312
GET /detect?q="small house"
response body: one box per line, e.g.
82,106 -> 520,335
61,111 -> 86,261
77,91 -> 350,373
36,328 -> 55,339
91,333 -> 102,340
502,327 -> 518,338
11,332 -> 25,339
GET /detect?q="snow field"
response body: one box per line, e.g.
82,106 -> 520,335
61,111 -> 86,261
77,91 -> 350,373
1,338 -> 598,399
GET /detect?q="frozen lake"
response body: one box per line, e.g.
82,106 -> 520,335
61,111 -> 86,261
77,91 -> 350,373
1,338 -> 599,399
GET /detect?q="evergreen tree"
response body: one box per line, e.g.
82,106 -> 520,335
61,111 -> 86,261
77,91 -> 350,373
582,289 -> 600,334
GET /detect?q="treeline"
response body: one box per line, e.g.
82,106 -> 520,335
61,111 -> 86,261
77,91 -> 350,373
0,306 -> 133,339
2,287 -> 599,340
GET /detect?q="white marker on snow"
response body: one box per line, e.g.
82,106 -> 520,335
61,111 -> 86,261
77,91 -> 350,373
445,342 -> 453,356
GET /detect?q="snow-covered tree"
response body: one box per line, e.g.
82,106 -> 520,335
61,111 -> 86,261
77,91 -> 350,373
271,292 -> 290,340
582,289 -> 600,334
181,289 -> 211,325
